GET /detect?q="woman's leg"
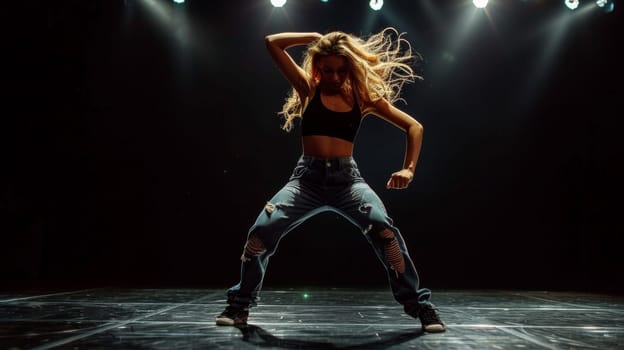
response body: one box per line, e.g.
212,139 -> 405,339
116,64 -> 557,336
334,180 -> 432,308
333,176 -> 445,332
226,174 -> 323,308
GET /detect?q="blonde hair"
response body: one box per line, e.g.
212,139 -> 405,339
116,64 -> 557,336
279,27 -> 422,132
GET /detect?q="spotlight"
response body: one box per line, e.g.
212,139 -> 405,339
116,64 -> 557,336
270,0 -> 287,7
596,0 -> 615,12
473,0 -> 488,8
369,0 -> 383,11
173,0 -> 184,3
564,0 -> 579,10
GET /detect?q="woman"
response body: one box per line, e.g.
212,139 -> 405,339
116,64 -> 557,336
216,27 -> 445,333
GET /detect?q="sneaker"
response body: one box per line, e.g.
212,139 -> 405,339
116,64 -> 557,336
417,303 -> 445,333
215,305 -> 249,326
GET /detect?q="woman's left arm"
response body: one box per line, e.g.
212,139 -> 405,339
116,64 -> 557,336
366,98 -> 424,190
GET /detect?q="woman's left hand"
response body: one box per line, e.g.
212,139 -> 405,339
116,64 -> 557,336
386,169 -> 414,189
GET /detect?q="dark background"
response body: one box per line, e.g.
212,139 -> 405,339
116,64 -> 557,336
6,0 -> 623,293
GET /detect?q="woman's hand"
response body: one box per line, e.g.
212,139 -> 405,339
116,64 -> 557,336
386,168 -> 414,189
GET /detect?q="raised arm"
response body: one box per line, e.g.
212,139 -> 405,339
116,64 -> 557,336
265,32 -> 322,98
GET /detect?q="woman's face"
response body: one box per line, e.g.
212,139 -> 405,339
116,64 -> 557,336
317,55 -> 349,93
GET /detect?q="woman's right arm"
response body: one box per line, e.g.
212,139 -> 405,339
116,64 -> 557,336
265,32 -> 322,97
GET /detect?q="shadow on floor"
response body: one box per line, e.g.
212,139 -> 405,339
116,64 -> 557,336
236,324 -> 424,349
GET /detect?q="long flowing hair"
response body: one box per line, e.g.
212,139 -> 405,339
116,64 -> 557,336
279,27 -> 422,132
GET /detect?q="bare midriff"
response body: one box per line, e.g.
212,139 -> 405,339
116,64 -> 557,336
302,135 -> 354,158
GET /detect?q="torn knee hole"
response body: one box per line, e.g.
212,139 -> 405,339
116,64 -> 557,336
379,229 -> 394,240
264,202 -> 276,215
358,203 -> 373,214
241,235 -> 267,261
379,229 -> 405,274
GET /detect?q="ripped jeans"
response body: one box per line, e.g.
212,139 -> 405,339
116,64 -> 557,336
226,155 -> 432,311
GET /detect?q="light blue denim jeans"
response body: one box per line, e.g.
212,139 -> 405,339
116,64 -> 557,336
227,155 -> 432,311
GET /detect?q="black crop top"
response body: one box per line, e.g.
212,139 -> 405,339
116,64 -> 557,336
301,89 -> 362,143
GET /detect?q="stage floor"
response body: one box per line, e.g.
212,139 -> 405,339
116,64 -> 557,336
1,287 -> 622,349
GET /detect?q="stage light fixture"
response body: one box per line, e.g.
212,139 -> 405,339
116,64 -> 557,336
369,0 -> 383,11
270,0 -> 287,7
473,0 -> 489,8
564,0 -> 580,10
173,0 -> 184,3
596,0 -> 615,12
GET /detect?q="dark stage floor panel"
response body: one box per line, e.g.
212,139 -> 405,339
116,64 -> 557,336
0,288 -> 622,349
